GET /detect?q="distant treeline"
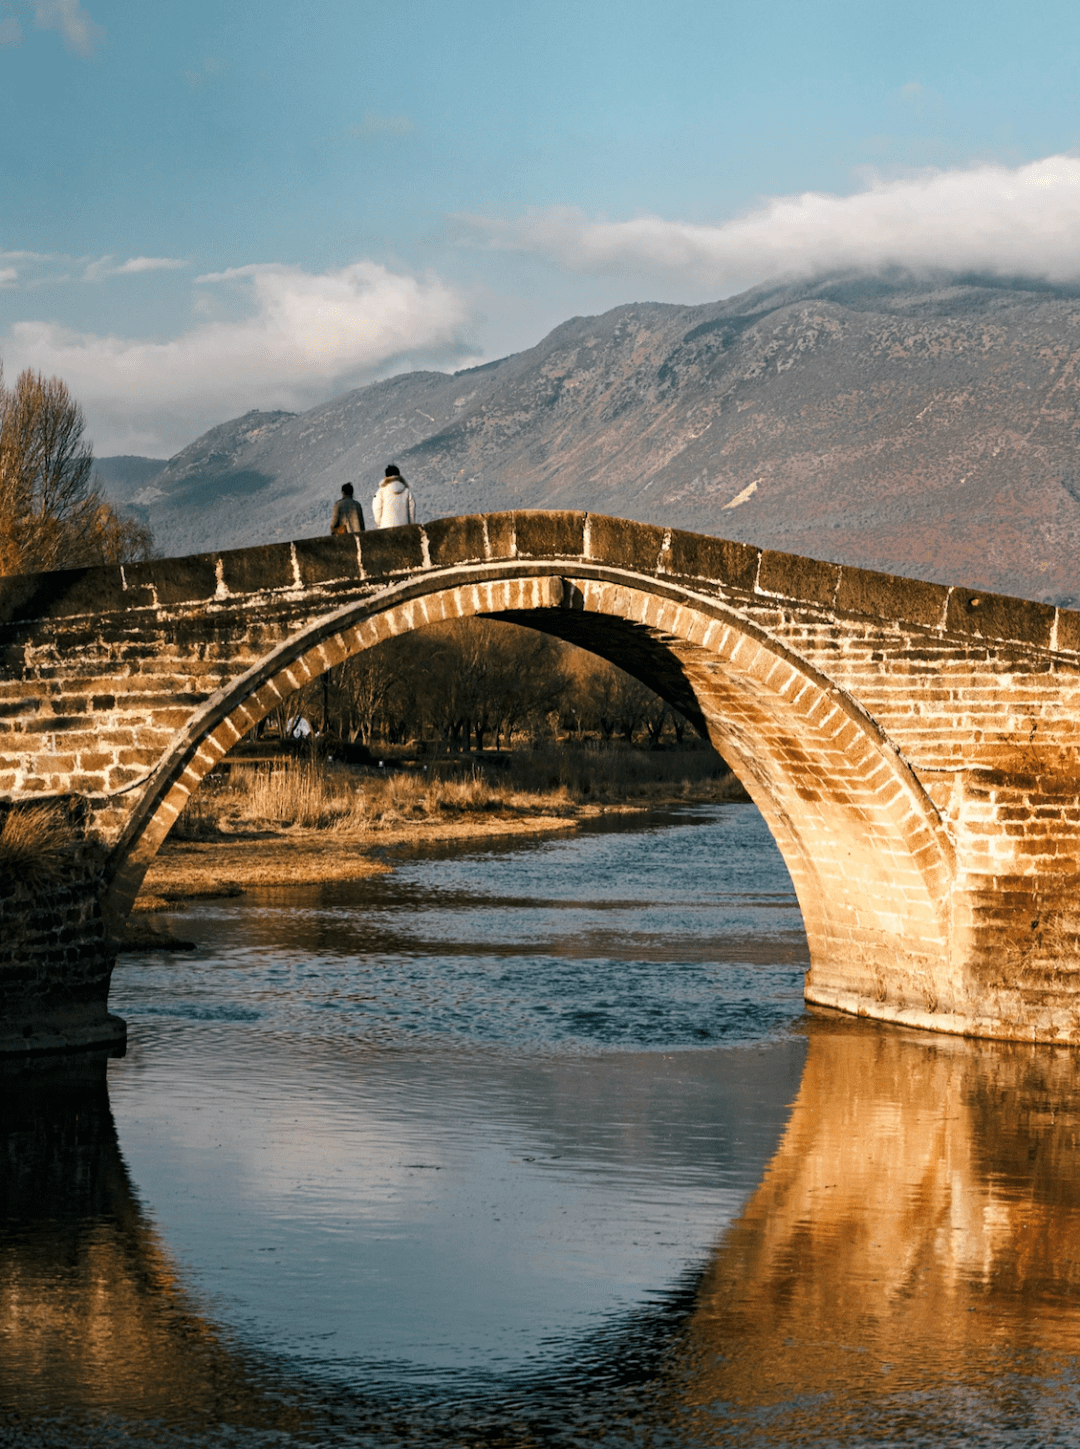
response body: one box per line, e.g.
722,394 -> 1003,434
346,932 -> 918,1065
266,618 -> 698,752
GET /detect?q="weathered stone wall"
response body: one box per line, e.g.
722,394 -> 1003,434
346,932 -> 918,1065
2,510 -> 1080,1046
0,840 -> 123,1055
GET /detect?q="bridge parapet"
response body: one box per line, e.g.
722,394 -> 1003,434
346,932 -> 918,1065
0,507 -> 1069,649
3,510 -> 1080,1050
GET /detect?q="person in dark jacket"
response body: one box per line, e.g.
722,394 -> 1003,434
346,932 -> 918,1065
331,482 -> 365,534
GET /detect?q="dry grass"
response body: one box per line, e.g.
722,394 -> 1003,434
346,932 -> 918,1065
0,802 -> 74,884
171,746 -> 745,841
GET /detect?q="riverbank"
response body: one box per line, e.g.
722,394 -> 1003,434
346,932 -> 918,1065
128,745 -> 746,920
134,811 -> 579,907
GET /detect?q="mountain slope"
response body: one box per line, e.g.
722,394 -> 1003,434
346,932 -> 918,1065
107,272 -> 1080,602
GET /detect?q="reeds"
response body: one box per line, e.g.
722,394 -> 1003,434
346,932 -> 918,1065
0,802 -> 74,884
171,745 -> 745,841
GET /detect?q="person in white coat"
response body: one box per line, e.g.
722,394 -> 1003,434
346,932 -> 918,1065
372,464 -> 416,528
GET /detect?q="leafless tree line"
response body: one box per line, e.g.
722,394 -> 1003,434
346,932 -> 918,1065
0,363 -> 155,575
273,618 -> 695,752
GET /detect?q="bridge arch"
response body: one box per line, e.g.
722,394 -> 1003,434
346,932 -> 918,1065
103,562 -> 958,1021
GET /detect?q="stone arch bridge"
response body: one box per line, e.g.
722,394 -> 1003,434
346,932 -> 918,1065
2,511 -> 1080,1053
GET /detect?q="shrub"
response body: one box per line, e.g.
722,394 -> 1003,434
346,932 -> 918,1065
0,802 -> 74,884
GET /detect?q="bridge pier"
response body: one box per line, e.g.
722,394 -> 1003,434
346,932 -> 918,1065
3,511 -> 1080,1050
0,834 -> 125,1056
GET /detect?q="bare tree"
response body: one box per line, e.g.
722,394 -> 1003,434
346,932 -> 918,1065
486,626 -> 566,749
642,696 -> 670,748
409,619 -> 568,752
0,363 -> 154,574
86,499 -> 156,566
568,654 -> 662,744
336,645 -> 409,744
254,617 -> 680,757
573,657 -> 629,741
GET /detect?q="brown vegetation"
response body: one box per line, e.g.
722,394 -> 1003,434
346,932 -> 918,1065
135,746 -> 743,910
0,801 -> 74,885
0,362 -> 154,575
170,745 -> 742,844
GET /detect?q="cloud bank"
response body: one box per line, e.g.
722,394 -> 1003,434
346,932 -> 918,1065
470,155 -> 1080,293
2,260 -> 470,455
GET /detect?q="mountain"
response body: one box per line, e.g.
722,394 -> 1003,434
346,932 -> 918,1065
92,454 -> 168,506
98,271 -> 1080,603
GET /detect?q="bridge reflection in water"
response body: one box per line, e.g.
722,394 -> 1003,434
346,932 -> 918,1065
5,1024 -> 1080,1445
0,1053 -> 313,1441
667,1017 -> 1080,1442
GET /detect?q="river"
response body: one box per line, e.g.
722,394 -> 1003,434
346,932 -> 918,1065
3,803 -> 1080,1446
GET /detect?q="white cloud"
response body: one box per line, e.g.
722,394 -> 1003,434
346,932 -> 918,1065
0,250 -> 65,290
31,0 -> 101,55
2,259 -> 470,455
111,255 -> 189,276
82,255 -> 189,281
1,250 -> 187,288
466,154 -> 1080,293
0,15 -> 23,43
0,251 -> 189,293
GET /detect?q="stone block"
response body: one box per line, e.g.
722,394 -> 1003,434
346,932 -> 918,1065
835,567 -> 950,629
757,550 -> 841,606
0,565 -> 132,625
945,589 -> 1055,648
219,542 -> 297,595
663,529 -> 760,591
68,775 -> 106,793
118,747 -> 162,770
77,751 -> 114,771
484,513 -> 517,560
425,515 -> 488,569
124,555 -> 219,607
359,526 -> 426,578
1055,607 -> 1080,655
587,515 -> 666,573
293,536 -> 362,586
0,696 -> 41,718
514,510 -> 586,559
106,766 -> 146,788
36,754 -> 80,774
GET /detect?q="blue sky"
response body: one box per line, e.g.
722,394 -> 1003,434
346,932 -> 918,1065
4,0 -> 1080,454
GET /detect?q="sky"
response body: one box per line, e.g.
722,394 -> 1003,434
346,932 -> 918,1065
5,0 -> 1080,456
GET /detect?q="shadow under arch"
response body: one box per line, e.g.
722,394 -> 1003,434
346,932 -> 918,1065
102,562 -> 959,1019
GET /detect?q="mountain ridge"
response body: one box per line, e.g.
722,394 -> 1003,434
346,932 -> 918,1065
96,270 -> 1080,603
